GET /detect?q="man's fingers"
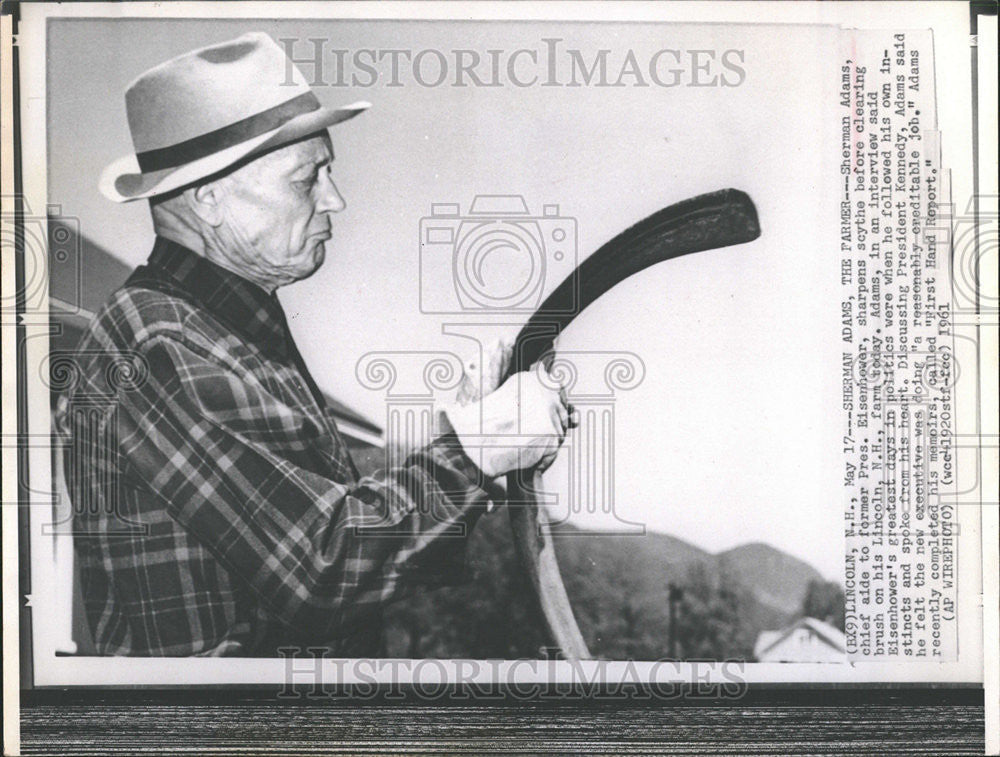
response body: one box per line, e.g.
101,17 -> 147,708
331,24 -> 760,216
552,396 -> 569,435
485,337 -> 505,388
541,350 -> 554,372
567,404 -> 580,429
457,337 -> 516,407
457,373 -> 480,406
497,335 -> 514,380
550,380 -> 576,435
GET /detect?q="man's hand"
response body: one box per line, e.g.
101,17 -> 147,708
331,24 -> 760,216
443,362 -> 575,479
454,337 -> 513,407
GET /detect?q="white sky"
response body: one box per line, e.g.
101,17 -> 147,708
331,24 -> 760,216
48,19 -> 844,580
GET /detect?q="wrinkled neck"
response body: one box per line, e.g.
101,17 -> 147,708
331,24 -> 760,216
150,202 -> 279,294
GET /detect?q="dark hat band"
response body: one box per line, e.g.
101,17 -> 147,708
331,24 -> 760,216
135,91 -> 321,173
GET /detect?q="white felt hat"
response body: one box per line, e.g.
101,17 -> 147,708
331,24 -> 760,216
100,32 -> 369,202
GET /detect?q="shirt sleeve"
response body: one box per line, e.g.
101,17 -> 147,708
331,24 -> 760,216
114,332 -> 495,642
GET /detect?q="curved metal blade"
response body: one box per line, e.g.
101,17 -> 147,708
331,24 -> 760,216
507,471 -> 591,659
505,188 -> 761,660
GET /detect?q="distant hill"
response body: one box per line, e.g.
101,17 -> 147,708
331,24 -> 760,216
385,516 -> 827,660
552,526 -> 816,659
717,542 -> 826,617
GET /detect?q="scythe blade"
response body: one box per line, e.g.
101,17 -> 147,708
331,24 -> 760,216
505,188 -> 761,660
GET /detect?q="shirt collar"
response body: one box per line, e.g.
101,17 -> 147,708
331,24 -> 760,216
134,236 -> 292,360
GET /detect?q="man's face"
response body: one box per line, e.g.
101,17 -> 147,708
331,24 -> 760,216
214,132 -> 343,288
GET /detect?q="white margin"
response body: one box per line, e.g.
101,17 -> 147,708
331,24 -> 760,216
3,1 -> 989,738
976,14 -> 999,756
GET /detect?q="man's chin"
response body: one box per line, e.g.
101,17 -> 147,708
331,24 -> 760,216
311,241 -> 327,268
296,243 -> 327,281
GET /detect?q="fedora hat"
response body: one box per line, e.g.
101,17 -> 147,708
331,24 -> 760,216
100,32 -> 370,202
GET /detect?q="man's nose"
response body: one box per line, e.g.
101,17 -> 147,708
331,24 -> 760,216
317,176 -> 346,214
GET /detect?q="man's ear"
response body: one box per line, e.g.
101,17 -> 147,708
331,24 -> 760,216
184,181 -> 226,227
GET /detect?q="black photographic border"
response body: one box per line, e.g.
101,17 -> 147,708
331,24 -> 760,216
7,1 -> 996,753
18,684 -> 988,754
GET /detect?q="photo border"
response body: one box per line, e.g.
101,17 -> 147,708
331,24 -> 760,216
3,1 -> 995,753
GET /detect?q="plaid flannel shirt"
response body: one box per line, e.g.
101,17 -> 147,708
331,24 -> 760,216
55,237 -> 493,657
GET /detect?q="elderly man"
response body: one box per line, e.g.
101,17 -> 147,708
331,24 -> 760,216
56,33 -> 571,657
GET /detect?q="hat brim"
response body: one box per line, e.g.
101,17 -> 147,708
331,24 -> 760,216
100,101 -> 370,203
